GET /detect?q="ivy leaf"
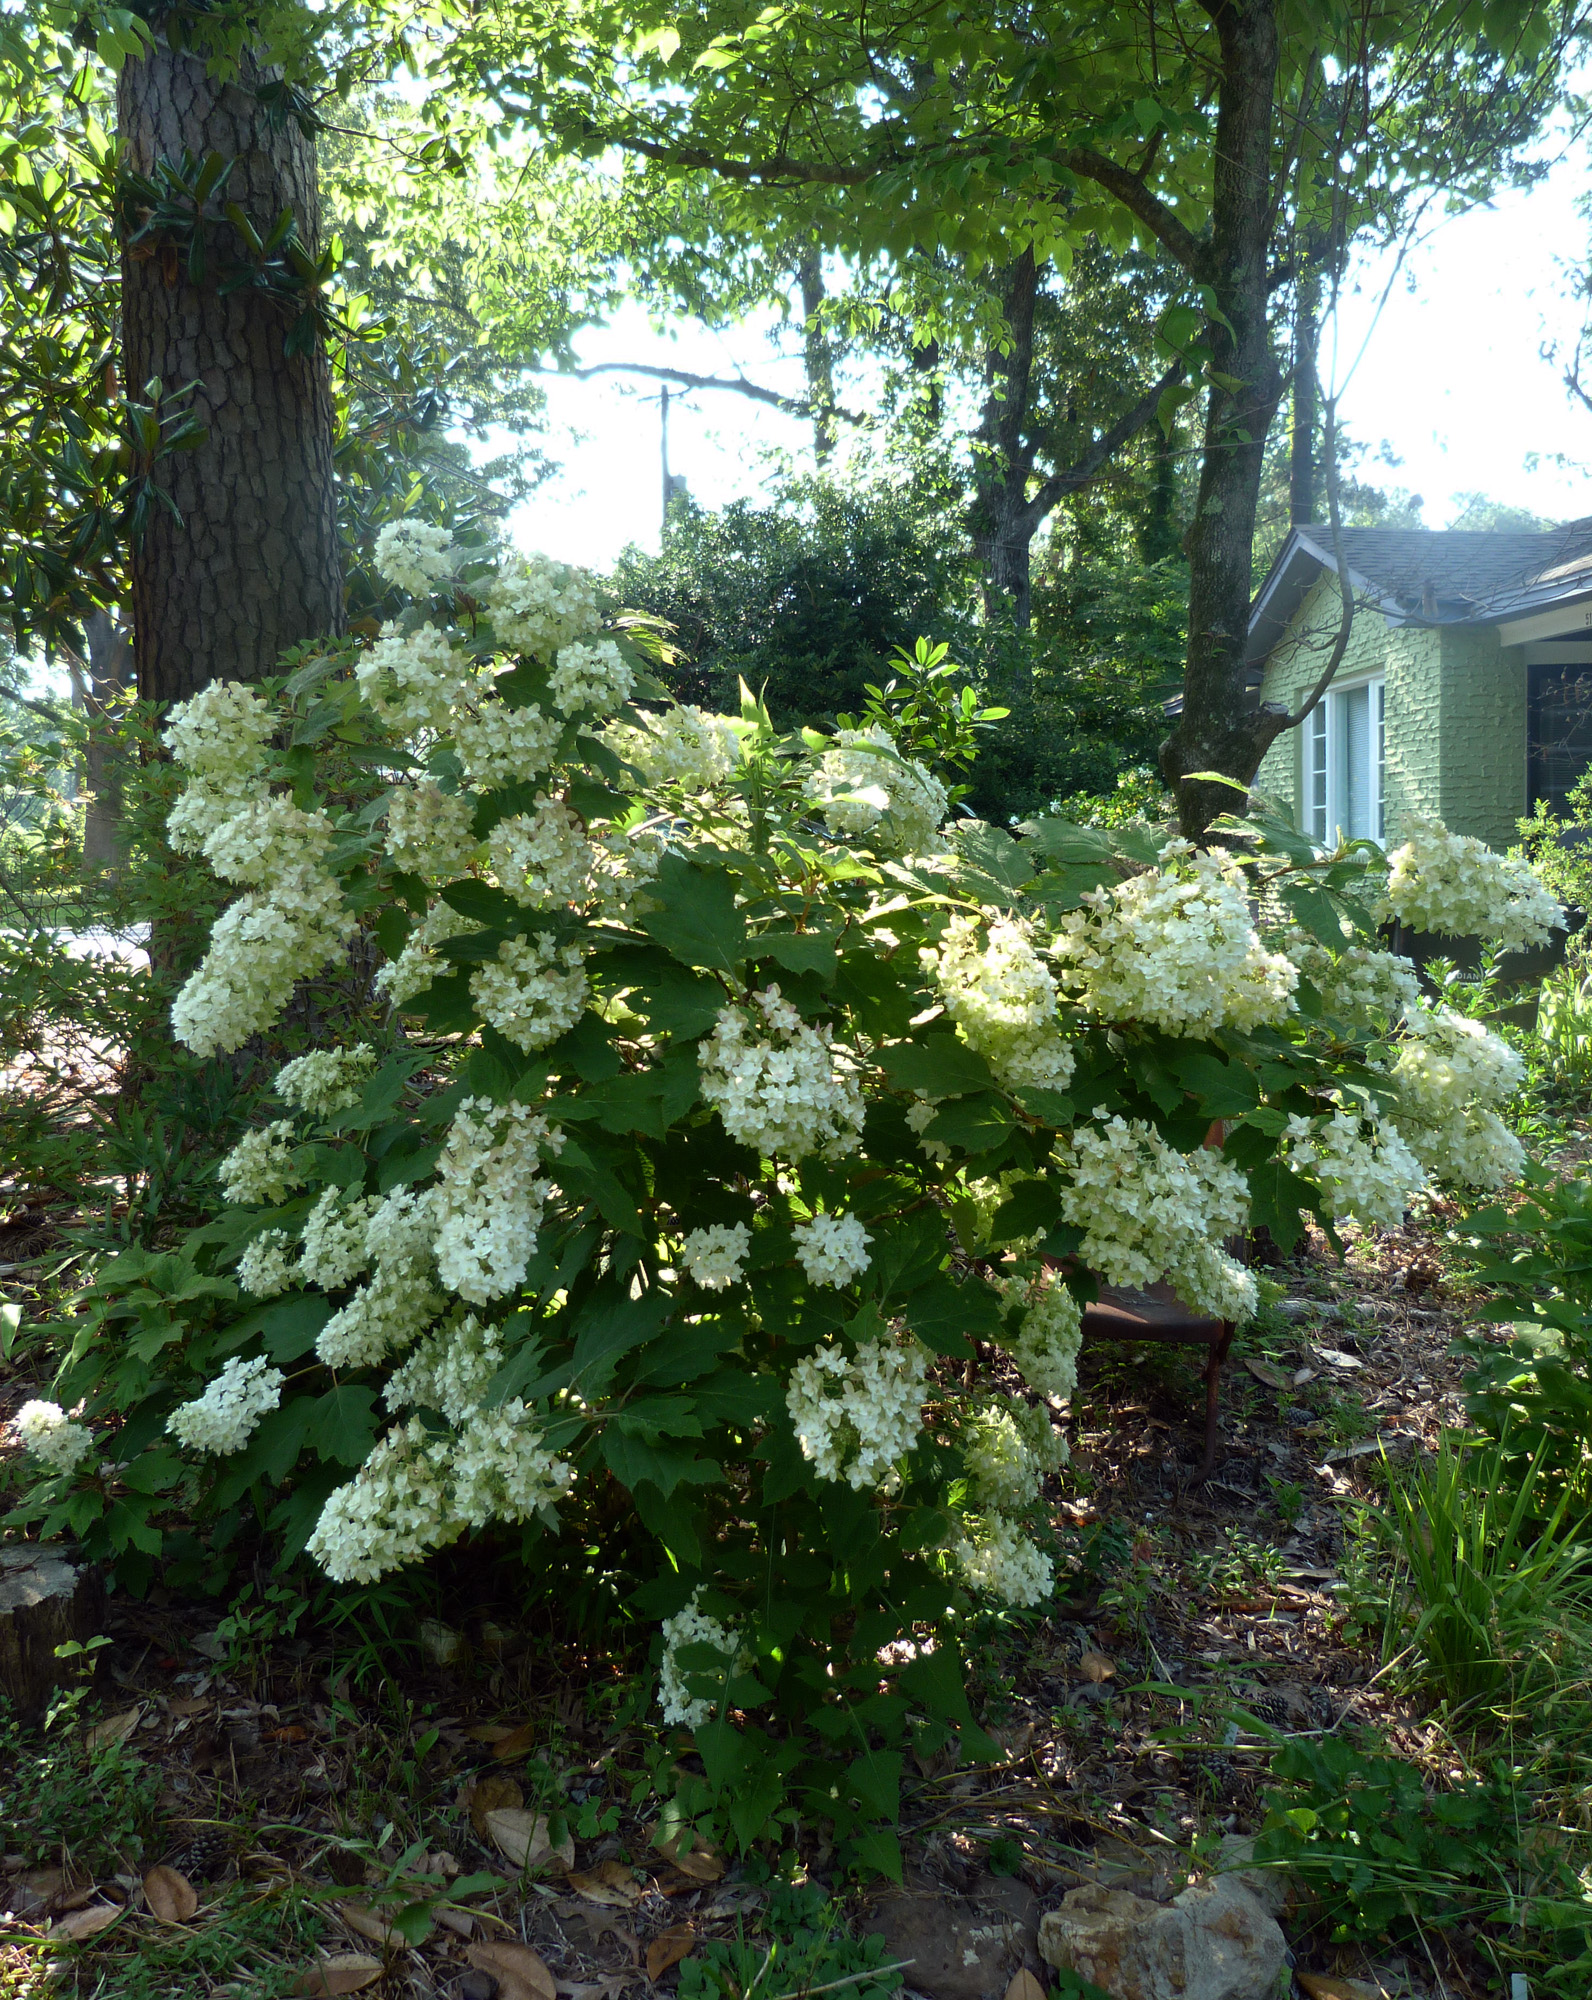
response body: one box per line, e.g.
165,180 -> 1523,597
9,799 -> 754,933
901,1274 -> 1002,1356
440,880 -> 524,928
753,928 -> 838,977
303,1385 -> 381,1467
1281,878 -> 1351,948
989,1180 -> 1062,1243
1246,1158 -> 1319,1255
923,1093 -> 1014,1155
570,1281 -> 671,1392
637,855 -> 747,972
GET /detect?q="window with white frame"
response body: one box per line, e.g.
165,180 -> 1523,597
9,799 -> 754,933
1305,676 -> 1385,844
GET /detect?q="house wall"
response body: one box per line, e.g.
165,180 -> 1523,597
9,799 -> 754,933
1254,574 -> 1526,844
1435,625 -> 1527,848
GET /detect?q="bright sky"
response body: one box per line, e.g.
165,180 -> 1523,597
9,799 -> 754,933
507,142 -> 1592,572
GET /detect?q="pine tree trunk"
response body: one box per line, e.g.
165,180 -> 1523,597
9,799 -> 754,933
118,28 -> 343,707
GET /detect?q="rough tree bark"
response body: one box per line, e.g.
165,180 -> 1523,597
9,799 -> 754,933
118,24 -> 343,707
797,250 -> 838,465
1150,0 -> 1288,835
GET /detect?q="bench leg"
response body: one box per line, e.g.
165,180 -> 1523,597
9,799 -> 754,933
1200,1327 -> 1236,1479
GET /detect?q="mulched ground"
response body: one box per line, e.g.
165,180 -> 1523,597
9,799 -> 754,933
0,1192 -> 1524,1999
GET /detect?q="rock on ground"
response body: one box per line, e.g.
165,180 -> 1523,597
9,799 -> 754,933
862,1872 -> 1041,2000
1038,1872 -> 1288,2000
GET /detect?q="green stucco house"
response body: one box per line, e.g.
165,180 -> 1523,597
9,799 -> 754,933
1250,522 -> 1592,849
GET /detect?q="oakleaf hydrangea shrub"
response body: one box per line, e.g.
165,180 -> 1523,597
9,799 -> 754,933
10,528 -> 1559,1866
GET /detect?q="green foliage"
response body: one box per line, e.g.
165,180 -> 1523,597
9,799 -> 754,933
1373,1432 -> 1592,1710
64,1879 -> 330,2000
678,1880 -> 901,2000
613,481 -> 972,726
1256,1732 -> 1526,1941
0,1699 -> 164,1873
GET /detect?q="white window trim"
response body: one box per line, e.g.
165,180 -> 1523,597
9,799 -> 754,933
1305,672 -> 1384,844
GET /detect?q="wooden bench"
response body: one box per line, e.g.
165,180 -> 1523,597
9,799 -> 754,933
1079,1280 -> 1237,1477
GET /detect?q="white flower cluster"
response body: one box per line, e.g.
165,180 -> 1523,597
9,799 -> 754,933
793,1211 -> 873,1288
454,700 -> 563,787
218,1121 -> 303,1205
803,725 -> 947,856
1291,937 -> 1423,1026
549,637 -> 634,718
658,1590 -> 744,1730
607,706 -> 741,790
470,933 -> 589,1053
202,796 -> 333,888
374,901 -> 479,1009
274,1044 -> 377,1118
384,783 -> 480,879
785,1334 -> 929,1491
1061,1118 -> 1256,1323
590,820 -> 667,920
1052,842 -> 1297,1039
924,914 -> 1074,1091
166,1355 -> 284,1457
163,681 -> 275,851
1382,814 -> 1564,951
316,1188 -> 444,1369
1391,1007 -> 1527,1191
963,1400 -> 1067,1512
172,862 -> 355,1059
238,1228 -> 298,1298
699,988 -> 865,1161
1282,1103 -> 1426,1229
1000,1270 -> 1085,1400
432,1097 -> 563,1304
681,1222 -> 752,1290
357,622 -> 472,736
451,1400 -> 575,1528
486,551 -> 601,661
487,798 -> 595,909
386,1312 -> 505,1424
954,1512 -> 1054,1609
12,1399 -> 94,1475
374,519 -> 458,595
299,1188 -> 379,1290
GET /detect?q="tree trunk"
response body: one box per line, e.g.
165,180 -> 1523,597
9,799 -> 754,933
79,610 -> 132,867
1141,424 -> 1182,564
970,248 -> 1041,634
1159,0 -> 1287,836
1289,268 -> 1320,526
118,26 -> 343,708
0,1545 -> 105,1723
797,250 -> 837,465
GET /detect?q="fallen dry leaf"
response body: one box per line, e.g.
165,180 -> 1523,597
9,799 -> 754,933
464,1721 -> 517,1743
142,1865 -> 198,1924
1004,1972 -> 1047,2000
49,1902 -> 122,1941
297,1953 -> 383,1996
434,1906 -> 478,1940
85,1707 -> 141,1750
567,1861 -> 643,1908
1295,1977 -> 1389,2000
1242,1357 -> 1291,1390
265,1723 -> 310,1744
670,1846 -> 725,1884
484,1808 -> 575,1872
335,1902 -> 395,1947
467,1939 -> 558,2000
491,1722 -> 542,1761
468,1772 -> 525,1837
1078,1648 -> 1116,1683
1292,1366 -> 1318,1386
167,1696 -> 213,1719
646,1926 -> 696,1981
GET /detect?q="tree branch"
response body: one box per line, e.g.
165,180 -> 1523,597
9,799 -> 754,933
1014,361 -> 1186,541
1283,391 -> 1355,731
604,129 -> 873,187
534,359 -> 864,426
1063,146 -> 1209,276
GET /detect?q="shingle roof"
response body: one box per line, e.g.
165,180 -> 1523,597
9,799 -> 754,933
1246,518 -> 1592,675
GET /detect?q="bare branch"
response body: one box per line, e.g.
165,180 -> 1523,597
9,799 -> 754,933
1283,390 -> 1355,731
1063,146 -> 1209,276
533,359 -> 865,427
1015,361 -> 1186,540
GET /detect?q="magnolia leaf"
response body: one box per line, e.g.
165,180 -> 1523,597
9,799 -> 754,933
467,1941 -> 559,2000
297,1954 -> 383,1996
50,1902 -> 122,1940
335,1903 -> 395,1947
646,1926 -> 697,1980
485,1808 -> 574,1872
142,1865 -> 198,1923
1243,1357 -> 1291,1391
567,1861 -> 643,1907
85,1706 -> 142,1750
